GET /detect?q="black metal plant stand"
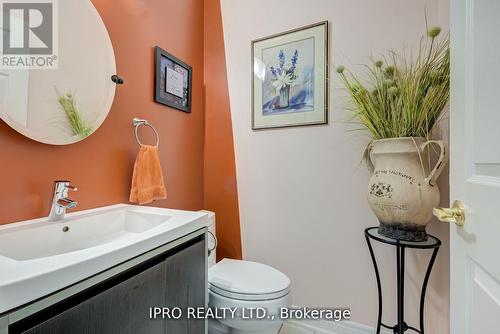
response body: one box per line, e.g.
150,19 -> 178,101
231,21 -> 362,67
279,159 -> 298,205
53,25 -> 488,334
364,227 -> 441,334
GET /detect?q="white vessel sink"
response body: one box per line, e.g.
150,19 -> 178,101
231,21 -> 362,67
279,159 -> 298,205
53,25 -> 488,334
0,204 -> 209,313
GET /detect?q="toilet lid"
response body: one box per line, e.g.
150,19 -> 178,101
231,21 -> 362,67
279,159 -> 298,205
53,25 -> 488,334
208,259 -> 290,300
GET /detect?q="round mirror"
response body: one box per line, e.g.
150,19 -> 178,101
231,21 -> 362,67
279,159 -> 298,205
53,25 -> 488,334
0,0 -> 116,145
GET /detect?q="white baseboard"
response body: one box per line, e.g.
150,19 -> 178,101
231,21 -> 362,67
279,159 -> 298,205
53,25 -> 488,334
286,318 -> 392,334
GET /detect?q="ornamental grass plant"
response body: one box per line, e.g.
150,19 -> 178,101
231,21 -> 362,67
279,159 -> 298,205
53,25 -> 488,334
336,26 -> 449,140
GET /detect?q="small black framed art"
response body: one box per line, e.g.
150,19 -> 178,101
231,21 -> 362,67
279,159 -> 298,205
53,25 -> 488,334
154,46 -> 192,113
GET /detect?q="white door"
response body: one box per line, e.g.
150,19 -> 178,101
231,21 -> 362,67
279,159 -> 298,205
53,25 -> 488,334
449,0 -> 500,333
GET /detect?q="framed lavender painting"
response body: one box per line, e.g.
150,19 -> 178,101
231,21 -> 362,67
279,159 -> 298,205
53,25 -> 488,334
252,21 -> 328,130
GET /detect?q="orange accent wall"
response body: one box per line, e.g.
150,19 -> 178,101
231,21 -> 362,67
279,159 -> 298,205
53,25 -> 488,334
204,0 -> 243,260
0,0 -> 206,224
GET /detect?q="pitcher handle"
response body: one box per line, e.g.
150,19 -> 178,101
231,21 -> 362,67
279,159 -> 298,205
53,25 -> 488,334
420,140 -> 448,186
364,142 -> 375,173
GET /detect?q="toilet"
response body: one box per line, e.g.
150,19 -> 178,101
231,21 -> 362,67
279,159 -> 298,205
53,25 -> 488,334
204,212 -> 292,334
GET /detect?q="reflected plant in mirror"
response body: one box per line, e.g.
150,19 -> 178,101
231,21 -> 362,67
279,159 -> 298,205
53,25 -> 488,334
56,90 -> 93,138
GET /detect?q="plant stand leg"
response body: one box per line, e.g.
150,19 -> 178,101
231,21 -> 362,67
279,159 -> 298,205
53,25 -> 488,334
365,235 -> 382,334
419,247 -> 439,334
396,246 -> 406,334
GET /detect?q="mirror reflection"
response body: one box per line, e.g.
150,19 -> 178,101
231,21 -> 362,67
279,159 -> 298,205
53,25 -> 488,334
0,0 -> 116,145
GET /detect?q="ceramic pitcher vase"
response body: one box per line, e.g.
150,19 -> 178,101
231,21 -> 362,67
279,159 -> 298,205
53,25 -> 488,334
366,137 -> 448,241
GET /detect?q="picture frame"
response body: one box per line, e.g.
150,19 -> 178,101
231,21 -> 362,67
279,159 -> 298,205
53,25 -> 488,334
154,46 -> 192,113
251,21 -> 329,130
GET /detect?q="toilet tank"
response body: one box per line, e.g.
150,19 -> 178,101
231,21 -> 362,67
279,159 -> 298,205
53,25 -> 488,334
199,210 -> 216,267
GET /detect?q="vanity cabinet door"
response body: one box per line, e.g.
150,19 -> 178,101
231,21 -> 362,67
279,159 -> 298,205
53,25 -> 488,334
15,237 -> 206,334
164,238 -> 206,333
20,260 -> 168,334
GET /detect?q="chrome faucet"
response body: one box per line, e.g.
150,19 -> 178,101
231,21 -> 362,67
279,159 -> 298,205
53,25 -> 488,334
48,181 -> 78,221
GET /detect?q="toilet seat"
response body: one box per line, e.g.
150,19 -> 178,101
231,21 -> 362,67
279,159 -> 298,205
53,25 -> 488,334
208,259 -> 291,301
209,283 -> 290,301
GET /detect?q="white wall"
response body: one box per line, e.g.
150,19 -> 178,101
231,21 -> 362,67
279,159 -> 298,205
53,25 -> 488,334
221,0 -> 450,332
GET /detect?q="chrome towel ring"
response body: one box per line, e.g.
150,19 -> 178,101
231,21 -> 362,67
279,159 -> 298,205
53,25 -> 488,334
133,117 -> 160,147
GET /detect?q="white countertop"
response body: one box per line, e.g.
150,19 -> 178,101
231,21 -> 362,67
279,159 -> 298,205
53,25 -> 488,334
0,204 -> 210,314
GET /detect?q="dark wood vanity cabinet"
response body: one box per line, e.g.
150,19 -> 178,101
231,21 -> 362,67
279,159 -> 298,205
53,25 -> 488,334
10,235 -> 206,334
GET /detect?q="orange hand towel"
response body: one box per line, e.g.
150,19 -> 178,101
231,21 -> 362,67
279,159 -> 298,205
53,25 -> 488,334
129,145 -> 167,205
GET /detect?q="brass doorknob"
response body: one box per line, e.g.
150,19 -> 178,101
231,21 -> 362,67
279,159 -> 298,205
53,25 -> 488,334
433,200 -> 465,226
